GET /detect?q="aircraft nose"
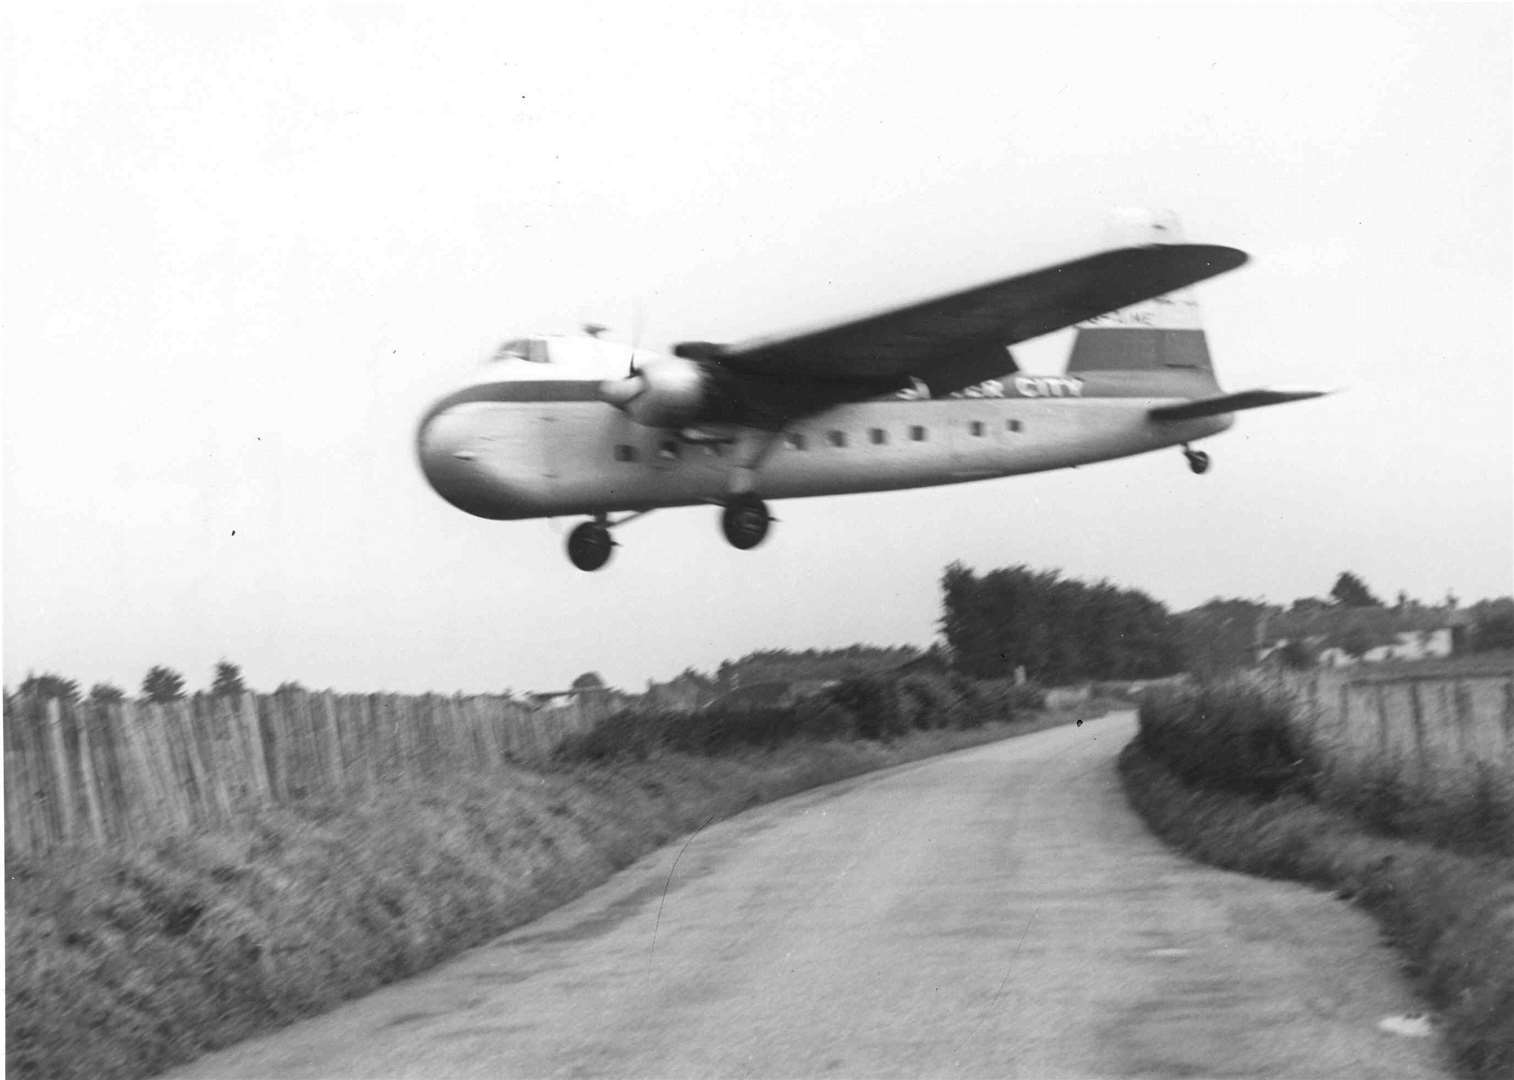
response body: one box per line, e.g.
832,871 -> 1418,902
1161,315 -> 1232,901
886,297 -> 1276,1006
416,406 -> 507,518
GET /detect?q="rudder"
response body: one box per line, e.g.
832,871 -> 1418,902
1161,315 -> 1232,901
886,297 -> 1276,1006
1066,210 -> 1219,385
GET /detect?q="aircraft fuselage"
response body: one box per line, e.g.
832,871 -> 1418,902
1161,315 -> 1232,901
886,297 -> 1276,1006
417,371 -> 1231,522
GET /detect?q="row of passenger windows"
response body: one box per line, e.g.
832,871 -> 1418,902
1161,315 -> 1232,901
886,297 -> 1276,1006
788,417 -> 1023,449
612,419 -> 1025,463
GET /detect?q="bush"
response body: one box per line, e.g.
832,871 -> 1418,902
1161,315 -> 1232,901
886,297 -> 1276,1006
823,676 -> 908,741
554,669 -> 1074,764
1137,678 -> 1314,799
897,674 -> 958,731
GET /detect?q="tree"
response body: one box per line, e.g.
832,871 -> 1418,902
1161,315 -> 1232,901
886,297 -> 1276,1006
1469,598 -> 1514,653
211,660 -> 246,697
1330,571 -> 1383,608
1176,598 -> 1276,678
571,672 -> 607,691
88,682 -> 126,704
141,666 -> 186,703
17,672 -> 80,701
938,561 -> 1181,682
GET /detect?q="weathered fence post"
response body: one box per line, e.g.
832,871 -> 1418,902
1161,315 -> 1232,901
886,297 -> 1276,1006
43,699 -> 77,844
317,692 -> 345,795
237,694 -> 273,805
75,704 -> 108,846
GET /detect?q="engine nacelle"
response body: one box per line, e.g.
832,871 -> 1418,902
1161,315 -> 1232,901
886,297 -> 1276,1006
599,354 -> 712,429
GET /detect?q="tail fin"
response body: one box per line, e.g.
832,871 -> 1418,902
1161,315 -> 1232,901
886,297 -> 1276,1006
1066,210 -> 1220,387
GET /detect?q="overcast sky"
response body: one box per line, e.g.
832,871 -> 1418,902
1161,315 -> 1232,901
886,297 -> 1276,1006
4,2 -> 1510,695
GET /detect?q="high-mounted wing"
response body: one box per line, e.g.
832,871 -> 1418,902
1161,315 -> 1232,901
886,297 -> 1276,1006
674,244 -> 1247,387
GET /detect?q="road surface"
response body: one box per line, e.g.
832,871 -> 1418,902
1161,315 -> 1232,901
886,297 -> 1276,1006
164,713 -> 1447,1078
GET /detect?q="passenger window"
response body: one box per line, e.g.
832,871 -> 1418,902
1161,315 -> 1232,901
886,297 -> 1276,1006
1007,419 -> 1022,433
614,445 -> 637,462
910,425 -> 927,442
828,431 -> 847,448
970,421 -> 985,437
870,428 -> 888,445
657,439 -> 680,460
786,432 -> 807,450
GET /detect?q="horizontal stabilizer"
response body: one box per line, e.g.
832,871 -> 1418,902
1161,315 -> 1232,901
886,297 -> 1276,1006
1149,388 -> 1329,422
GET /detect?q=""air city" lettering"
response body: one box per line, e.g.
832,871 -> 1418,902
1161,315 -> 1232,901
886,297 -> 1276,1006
1012,375 -> 1084,398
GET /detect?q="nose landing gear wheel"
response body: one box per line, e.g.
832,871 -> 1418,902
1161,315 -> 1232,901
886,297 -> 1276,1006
1184,448 -> 1211,475
566,522 -> 614,571
721,494 -> 771,550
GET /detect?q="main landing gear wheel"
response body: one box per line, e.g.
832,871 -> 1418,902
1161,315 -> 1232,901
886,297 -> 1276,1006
1183,447 -> 1212,475
566,521 -> 614,571
720,494 -> 771,550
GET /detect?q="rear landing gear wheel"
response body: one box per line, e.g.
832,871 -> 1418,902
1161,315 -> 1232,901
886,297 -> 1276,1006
566,522 -> 614,571
1184,448 -> 1211,475
720,494 -> 771,550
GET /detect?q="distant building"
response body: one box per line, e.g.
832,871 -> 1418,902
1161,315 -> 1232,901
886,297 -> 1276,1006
1255,606 -> 1470,668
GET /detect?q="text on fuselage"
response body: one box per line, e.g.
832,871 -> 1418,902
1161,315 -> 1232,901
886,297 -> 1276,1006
1010,375 -> 1083,398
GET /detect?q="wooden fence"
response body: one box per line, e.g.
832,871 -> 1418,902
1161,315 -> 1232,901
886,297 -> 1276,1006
3,691 -> 604,856
1290,670 -> 1514,803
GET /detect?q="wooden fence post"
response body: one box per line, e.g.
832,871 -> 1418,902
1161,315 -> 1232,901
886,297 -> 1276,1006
75,705 -> 108,846
362,695 -> 379,794
4,701 -> 42,855
145,702 -> 194,831
1407,680 -> 1429,798
238,694 -> 274,805
43,699 -> 77,845
317,692 -> 345,795
1503,676 -> 1514,762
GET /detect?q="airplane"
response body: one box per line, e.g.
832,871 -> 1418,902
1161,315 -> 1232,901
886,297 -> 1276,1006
417,212 -> 1325,571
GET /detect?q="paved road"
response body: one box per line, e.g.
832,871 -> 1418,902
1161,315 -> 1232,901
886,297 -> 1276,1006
165,714 -> 1447,1078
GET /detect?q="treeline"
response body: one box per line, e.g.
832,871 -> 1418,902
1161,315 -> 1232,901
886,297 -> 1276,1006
712,646 -> 922,690
558,671 -> 1045,763
940,563 -> 1180,683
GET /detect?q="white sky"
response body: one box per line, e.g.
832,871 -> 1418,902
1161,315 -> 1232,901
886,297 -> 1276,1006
3,2 -> 1511,695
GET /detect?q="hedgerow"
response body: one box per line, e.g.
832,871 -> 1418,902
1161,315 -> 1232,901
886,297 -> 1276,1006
554,671 -> 1041,763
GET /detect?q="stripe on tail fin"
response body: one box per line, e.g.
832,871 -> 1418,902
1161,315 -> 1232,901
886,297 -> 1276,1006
1067,210 -> 1218,383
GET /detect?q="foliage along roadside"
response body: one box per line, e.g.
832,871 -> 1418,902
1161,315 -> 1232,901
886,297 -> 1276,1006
5,678 -> 1079,1080
1120,684 -> 1514,1080
554,671 -> 1047,762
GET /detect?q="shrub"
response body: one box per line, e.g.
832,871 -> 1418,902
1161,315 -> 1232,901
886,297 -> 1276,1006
823,676 -> 908,741
1137,678 -> 1314,799
896,674 -> 958,731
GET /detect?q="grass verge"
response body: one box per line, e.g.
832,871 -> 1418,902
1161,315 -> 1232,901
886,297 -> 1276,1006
1120,739 -> 1514,1079
6,706 -> 1092,1080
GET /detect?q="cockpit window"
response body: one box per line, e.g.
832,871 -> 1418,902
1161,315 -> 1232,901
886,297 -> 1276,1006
491,338 -> 550,364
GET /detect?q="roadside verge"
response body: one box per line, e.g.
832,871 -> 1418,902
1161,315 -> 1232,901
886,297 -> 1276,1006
1119,740 -> 1514,1079
6,706 -> 1094,1080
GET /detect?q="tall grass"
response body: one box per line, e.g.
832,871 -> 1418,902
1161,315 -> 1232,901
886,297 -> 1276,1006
1135,680 -> 1314,799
